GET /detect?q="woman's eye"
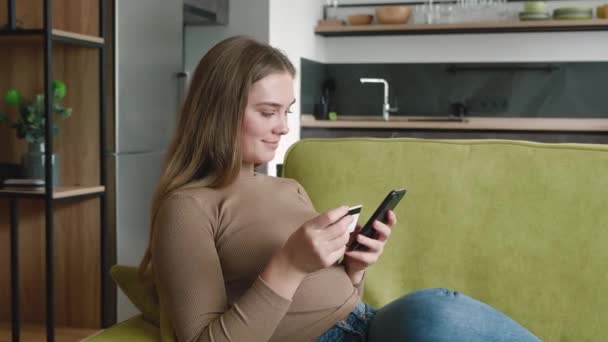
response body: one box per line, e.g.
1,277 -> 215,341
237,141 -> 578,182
261,112 -> 274,117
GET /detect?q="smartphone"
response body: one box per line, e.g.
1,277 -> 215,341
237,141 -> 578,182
347,189 -> 406,251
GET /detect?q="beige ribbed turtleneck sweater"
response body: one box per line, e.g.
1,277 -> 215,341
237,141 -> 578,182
151,169 -> 363,342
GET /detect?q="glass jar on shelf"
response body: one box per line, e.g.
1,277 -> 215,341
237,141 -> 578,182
325,0 -> 339,20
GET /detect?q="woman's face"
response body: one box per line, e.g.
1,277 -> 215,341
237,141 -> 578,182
241,71 -> 295,165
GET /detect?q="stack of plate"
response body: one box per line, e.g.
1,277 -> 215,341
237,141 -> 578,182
519,12 -> 551,20
553,7 -> 593,20
519,1 -> 551,21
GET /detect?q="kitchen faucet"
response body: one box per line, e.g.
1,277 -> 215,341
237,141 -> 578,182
360,78 -> 398,121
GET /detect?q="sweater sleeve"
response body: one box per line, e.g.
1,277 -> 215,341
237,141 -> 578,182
152,193 -> 292,342
290,180 -> 317,210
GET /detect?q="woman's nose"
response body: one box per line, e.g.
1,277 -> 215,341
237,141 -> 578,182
273,114 -> 289,135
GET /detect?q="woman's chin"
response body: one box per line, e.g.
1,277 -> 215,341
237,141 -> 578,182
259,156 -> 275,164
244,154 -> 275,165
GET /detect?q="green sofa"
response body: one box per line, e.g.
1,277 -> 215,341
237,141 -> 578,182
85,138 -> 608,341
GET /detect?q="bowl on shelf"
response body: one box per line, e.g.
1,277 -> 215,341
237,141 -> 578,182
375,6 -> 412,24
519,11 -> 551,20
553,7 -> 593,20
348,14 -> 374,25
599,4 -> 608,19
519,1 -> 550,21
524,1 -> 548,13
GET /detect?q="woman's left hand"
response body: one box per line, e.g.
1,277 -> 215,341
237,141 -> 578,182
343,210 -> 397,282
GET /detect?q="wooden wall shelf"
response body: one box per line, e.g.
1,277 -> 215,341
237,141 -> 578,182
301,114 -> 608,132
0,29 -> 104,47
0,186 -> 105,199
315,19 -> 608,36
0,0 -> 100,37
0,321 -> 99,342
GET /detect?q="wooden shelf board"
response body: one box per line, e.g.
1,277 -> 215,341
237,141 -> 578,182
53,29 -> 104,45
315,19 -> 608,35
301,114 -> 608,132
0,29 -> 104,46
0,322 -> 99,342
0,185 -> 105,199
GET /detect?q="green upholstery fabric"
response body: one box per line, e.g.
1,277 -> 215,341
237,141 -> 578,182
86,267 -> 176,341
110,265 -> 160,326
82,315 -> 158,341
283,138 -> 608,342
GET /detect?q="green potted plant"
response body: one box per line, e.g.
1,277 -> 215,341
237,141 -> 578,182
0,81 -> 72,185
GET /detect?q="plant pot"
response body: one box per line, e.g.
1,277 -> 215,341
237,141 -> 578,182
21,142 -> 60,185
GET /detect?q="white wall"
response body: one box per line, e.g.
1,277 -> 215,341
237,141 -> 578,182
323,0 -> 608,63
268,0 -> 326,175
323,32 -> 608,63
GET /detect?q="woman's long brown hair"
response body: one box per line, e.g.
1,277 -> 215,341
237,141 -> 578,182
139,36 -> 295,276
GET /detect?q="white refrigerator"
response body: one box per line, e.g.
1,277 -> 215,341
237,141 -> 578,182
109,0 -> 183,322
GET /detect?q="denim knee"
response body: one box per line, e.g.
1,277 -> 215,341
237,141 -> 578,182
367,288 -> 541,342
368,288 -> 460,339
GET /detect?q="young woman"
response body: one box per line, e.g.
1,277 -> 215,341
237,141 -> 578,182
139,36 -> 541,342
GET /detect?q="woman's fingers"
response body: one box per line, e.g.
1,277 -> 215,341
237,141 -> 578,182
323,215 -> 353,240
354,233 -> 384,252
311,208 -> 397,259
313,206 -> 349,229
327,245 -> 347,264
345,248 -> 379,265
386,209 -> 398,226
348,224 -> 362,245
342,211 -> 398,269
373,219 -> 392,242
326,225 -> 351,252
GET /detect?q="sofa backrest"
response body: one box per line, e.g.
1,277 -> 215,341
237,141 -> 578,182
282,138 -> 608,342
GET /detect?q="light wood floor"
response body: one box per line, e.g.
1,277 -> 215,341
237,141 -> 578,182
0,322 -> 99,342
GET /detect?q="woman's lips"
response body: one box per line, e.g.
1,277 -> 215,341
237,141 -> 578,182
263,140 -> 279,148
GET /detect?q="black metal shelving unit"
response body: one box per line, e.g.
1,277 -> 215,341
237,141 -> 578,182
1,0 -> 108,341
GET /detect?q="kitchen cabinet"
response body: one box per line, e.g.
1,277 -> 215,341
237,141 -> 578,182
184,0 -> 229,25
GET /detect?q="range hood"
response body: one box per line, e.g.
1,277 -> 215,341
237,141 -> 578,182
184,0 -> 228,25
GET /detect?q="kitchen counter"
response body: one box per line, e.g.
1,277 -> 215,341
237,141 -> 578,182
301,114 -> 608,132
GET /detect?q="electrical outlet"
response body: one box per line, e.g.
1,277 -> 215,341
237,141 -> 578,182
466,97 -> 509,114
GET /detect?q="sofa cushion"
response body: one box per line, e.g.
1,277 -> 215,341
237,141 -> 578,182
82,315 -> 159,341
283,138 -> 608,341
111,265 -> 160,326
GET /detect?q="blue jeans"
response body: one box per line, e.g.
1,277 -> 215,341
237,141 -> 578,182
316,288 -> 542,342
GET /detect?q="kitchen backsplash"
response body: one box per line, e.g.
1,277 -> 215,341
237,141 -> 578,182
301,58 -> 608,118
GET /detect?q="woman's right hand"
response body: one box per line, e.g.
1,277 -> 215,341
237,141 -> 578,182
260,206 -> 352,299
281,206 -> 353,273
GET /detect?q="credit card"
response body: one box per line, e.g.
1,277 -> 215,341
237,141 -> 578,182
346,205 -> 362,233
